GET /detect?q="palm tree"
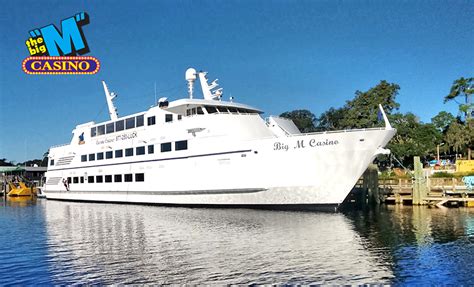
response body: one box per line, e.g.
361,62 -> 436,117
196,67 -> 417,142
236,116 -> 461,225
444,77 -> 474,120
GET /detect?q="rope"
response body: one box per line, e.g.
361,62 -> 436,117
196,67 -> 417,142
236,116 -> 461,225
391,154 -> 414,177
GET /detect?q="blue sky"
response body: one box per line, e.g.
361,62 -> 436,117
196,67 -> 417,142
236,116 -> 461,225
1,0 -> 473,163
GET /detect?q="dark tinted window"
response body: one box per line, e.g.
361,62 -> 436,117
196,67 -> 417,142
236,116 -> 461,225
114,174 -> 122,182
136,146 -> 145,155
88,176 -> 94,183
106,123 -> 114,134
148,145 -> 154,154
89,154 -> 95,161
135,173 -> 145,182
175,140 -> 188,151
124,174 -> 133,182
50,159 -> 54,166
217,106 -> 228,113
178,115 -> 182,120
105,175 -> 112,183
80,177 -> 84,183
161,142 -> 172,152
125,148 -> 133,157
115,150 -> 123,158
115,120 -> 125,131
81,155 -> 87,162
106,151 -> 113,159
165,114 -> 173,122
96,175 -> 103,183
97,152 -> 104,160
97,125 -> 105,135
126,117 -> 135,129
67,177 -> 71,184
91,127 -> 97,137
147,116 -> 156,125
228,107 -> 238,113
73,177 -> 79,183
197,107 -> 204,114
136,115 -> 144,127
205,106 -> 218,114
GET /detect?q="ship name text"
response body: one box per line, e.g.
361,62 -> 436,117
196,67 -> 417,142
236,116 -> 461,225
274,138 -> 339,151
96,131 -> 138,145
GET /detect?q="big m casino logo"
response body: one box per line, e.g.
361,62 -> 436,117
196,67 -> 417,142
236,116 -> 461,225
22,12 -> 100,75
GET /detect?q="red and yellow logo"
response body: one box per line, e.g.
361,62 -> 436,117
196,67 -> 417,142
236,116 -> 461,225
22,56 -> 100,75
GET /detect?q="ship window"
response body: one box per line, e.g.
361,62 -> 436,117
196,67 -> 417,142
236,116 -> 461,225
175,140 -> 188,151
114,174 -> 122,182
135,173 -> 145,182
178,115 -> 182,120
115,120 -> 125,131
136,146 -> 145,155
124,174 -> 133,182
148,145 -> 154,154
126,117 -> 135,129
97,152 -> 104,160
96,175 -> 103,183
228,107 -> 238,113
197,107 -> 204,115
50,159 -> 54,166
205,106 -> 218,114
161,142 -> 172,152
217,106 -> 228,113
147,116 -> 156,126
81,155 -> 87,162
91,127 -> 97,137
136,115 -> 144,127
73,177 -> 79,184
89,154 -> 95,161
106,151 -> 113,159
106,123 -> 115,134
88,176 -> 94,183
186,109 -> 191,116
125,148 -> 133,157
97,125 -> 105,136
165,114 -> 173,122
80,177 -> 84,183
105,175 -> 112,183
67,177 -> 72,184
115,149 -> 123,158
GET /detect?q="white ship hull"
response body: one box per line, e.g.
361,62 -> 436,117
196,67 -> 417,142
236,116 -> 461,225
44,128 -> 395,210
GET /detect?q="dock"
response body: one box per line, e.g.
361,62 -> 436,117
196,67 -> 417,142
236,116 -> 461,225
351,156 -> 474,208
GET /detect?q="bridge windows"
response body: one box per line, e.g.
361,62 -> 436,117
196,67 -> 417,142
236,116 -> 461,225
126,117 -> 135,129
136,115 -> 144,127
106,123 -> 114,134
115,120 -> 124,131
147,116 -> 156,126
97,125 -> 105,136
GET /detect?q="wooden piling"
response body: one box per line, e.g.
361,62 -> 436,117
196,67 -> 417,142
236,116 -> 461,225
364,164 -> 380,205
412,156 -> 428,205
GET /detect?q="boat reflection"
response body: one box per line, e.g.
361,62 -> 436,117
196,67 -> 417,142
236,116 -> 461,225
42,201 -> 394,284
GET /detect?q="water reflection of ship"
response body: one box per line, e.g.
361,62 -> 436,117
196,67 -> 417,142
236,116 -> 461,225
42,201 -> 393,284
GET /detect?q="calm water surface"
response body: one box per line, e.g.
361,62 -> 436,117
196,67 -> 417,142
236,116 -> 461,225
1,197 -> 473,285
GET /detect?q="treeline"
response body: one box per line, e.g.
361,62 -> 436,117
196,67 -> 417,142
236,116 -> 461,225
280,77 -> 474,168
0,158 -> 46,167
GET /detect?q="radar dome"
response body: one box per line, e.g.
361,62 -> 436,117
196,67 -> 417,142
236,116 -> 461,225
185,68 -> 197,81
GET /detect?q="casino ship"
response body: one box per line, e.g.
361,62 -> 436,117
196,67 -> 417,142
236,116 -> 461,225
43,68 -> 396,210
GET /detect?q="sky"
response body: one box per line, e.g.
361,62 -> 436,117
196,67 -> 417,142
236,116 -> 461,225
0,0 -> 473,163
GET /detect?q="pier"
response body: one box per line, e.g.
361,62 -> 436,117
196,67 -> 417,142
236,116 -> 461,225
350,156 -> 474,208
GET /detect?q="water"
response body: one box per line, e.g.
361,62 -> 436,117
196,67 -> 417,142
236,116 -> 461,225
1,198 -> 473,285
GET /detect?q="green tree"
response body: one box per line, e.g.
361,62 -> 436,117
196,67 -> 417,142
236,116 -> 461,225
314,80 -> 400,130
431,111 -> 455,133
0,158 -> 14,166
444,77 -> 474,120
279,109 -> 316,133
387,113 -> 442,167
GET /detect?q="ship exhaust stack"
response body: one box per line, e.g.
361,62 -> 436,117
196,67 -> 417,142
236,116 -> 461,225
185,68 -> 197,99
102,81 -> 118,121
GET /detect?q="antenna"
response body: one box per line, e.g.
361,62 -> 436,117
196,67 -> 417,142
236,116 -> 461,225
185,68 -> 197,99
102,81 -> 118,121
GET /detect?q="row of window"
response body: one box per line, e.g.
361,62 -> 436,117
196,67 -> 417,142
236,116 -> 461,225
67,173 -> 145,184
186,106 -> 258,116
79,140 -> 188,163
91,114 -> 182,138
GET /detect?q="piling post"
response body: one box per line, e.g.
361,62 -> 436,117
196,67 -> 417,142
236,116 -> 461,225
364,164 -> 380,205
413,156 -> 428,205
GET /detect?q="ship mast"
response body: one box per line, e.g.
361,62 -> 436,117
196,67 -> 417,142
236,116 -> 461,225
102,81 -> 118,121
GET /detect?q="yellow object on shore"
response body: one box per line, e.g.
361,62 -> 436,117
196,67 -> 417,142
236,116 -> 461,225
7,182 -> 36,197
456,160 -> 474,173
